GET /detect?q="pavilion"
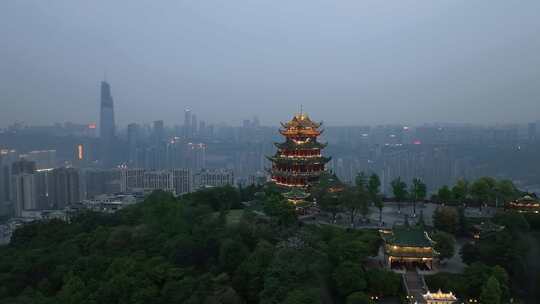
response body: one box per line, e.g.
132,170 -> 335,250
380,224 -> 439,270
505,195 -> 540,214
422,290 -> 457,304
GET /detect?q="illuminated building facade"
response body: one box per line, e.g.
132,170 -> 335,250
380,224 -> 439,270
505,195 -> 540,214
268,113 -> 330,188
422,290 -> 457,304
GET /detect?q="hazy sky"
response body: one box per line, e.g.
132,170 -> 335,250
1,1 -> 540,127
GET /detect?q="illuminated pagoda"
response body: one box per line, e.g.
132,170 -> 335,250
268,112 -> 330,190
505,195 -> 540,214
422,290 -> 457,304
380,223 -> 439,270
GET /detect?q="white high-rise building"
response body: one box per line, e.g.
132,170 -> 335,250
172,169 -> 192,195
143,171 -> 175,194
193,169 -> 234,190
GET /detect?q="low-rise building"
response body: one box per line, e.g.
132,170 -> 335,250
380,223 -> 439,271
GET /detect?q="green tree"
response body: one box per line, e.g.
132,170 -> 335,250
471,177 -> 496,207
365,269 -> 401,296
219,239 -> 249,274
320,192 -> 341,224
410,178 -> 427,216
233,241 -> 275,303
494,179 -> 519,208
480,276 -> 502,304
283,288 -> 321,304
437,185 -> 452,204
432,231 -> 456,261
433,206 -> 458,234
263,195 -> 297,226
342,187 -> 361,227
390,177 -> 407,213
355,173 -> 370,222
493,211 -> 530,234
491,266 -> 510,301
57,274 -> 87,304
346,292 -> 374,304
452,179 -> 469,203
333,261 -> 367,296
367,174 -> 383,225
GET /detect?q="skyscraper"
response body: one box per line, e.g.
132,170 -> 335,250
0,150 -> 18,209
100,81 -> 115,141
184,108 -> 192,139
99,81 -> 116,167
153,120 -> 165,144
191,114 -> 198,138
127,123 -> 140,166
186,143 -> 207,170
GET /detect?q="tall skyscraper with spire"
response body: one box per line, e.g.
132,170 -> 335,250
99,81 -> 116,167
100,81 -> 115,141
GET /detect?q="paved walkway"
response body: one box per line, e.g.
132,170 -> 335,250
403,270 -> 427,304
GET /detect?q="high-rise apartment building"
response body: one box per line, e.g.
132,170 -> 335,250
186,143 -> 206,170
193,169 -> 234,190
10,159 -> 37,216
0,150 -> 19,213
172,169 -> 192,195
48,168 -> 81,209
12,174 -> 37,216
153,120 -> 165,144
143,171 -> 175,194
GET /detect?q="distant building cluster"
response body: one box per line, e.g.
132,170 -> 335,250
1,79 -> 540,229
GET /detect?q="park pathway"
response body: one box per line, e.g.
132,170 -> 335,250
402,270 -> 426,304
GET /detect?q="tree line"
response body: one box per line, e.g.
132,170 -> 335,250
0,185 -> 402,304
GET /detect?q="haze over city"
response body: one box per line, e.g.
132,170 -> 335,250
3,2 -> 540,304
2,1 -> 540,127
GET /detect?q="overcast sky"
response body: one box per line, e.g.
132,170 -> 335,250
1,1 -> 540,127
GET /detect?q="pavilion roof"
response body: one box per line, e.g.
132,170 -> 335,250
281,113 -> 322,130
512,195 -> 540,204
267,156 -> 331,165
274,140 -> 327,150
283,188 -> 310,200
422,290 -> 457,301
381,225 -> 434,247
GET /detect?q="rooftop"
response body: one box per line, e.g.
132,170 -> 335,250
381,224 -> 435,248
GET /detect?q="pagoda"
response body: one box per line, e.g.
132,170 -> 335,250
268,112 -> 330,189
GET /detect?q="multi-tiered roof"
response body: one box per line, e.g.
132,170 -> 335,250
506,195 -> 540,213
268,113 -> 330,189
